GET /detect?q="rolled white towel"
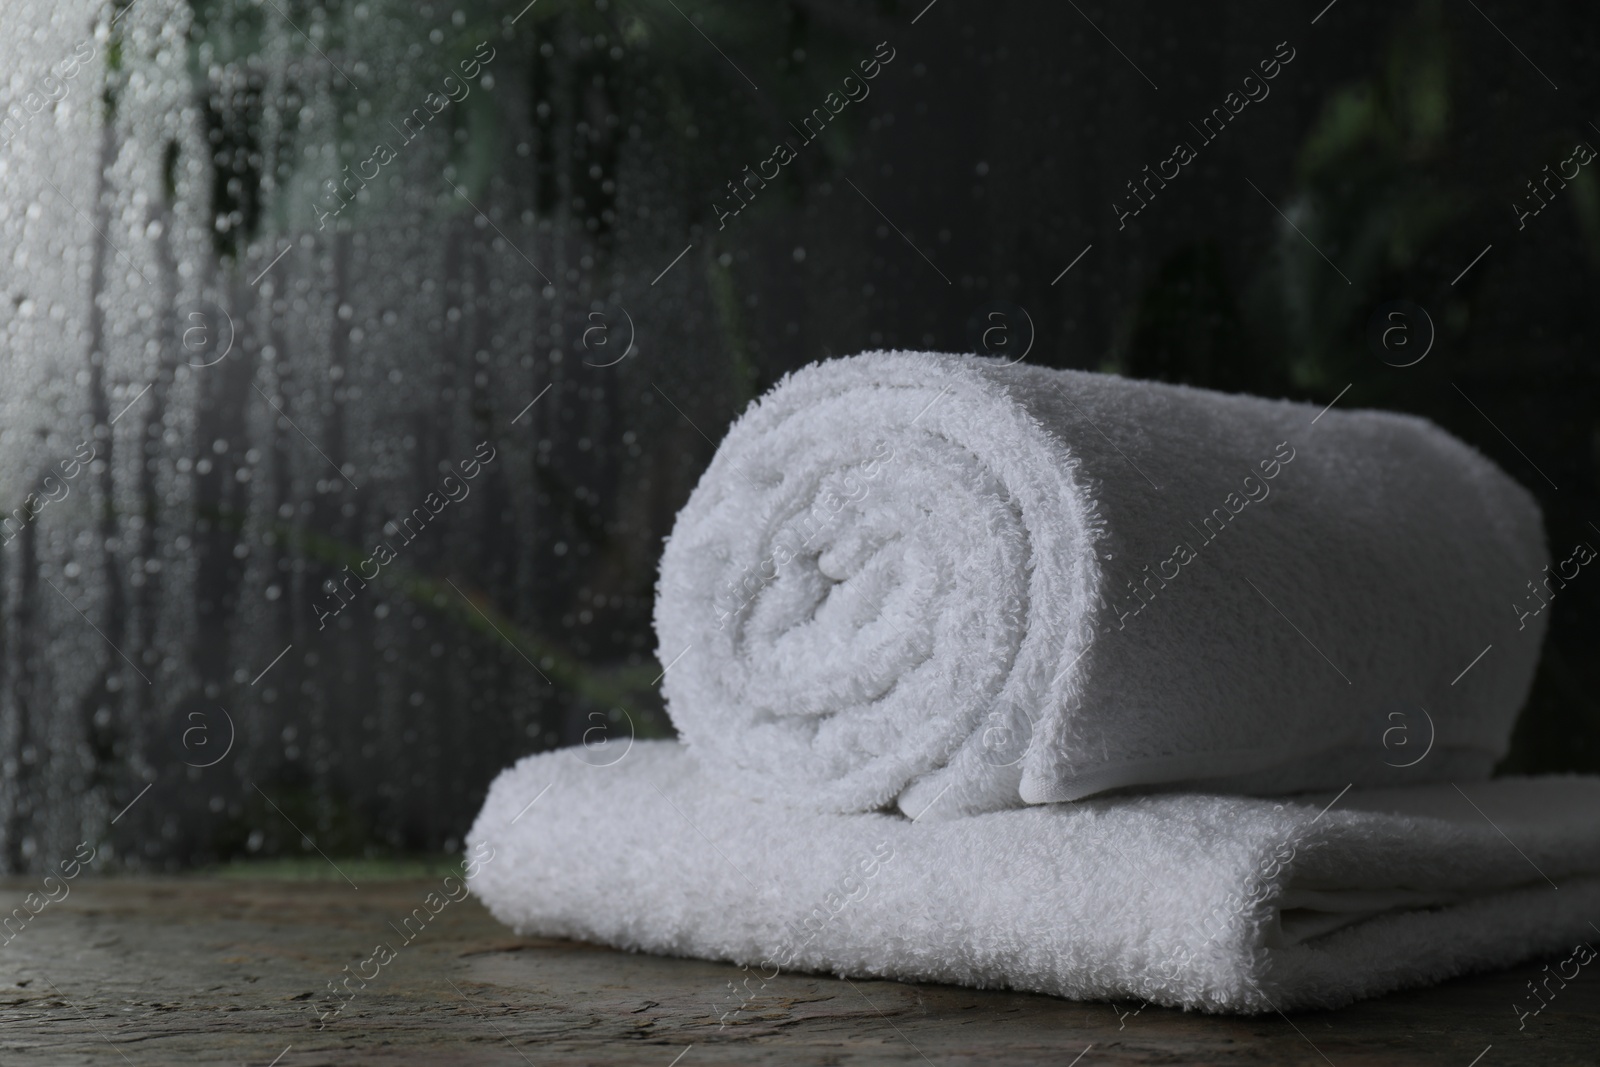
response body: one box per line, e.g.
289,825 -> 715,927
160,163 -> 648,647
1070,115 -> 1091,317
654,352 -> 1548,816
467,743 -> 1600,1014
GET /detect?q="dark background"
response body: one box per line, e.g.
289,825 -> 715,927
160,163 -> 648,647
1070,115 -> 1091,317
1,0 -> 1594,871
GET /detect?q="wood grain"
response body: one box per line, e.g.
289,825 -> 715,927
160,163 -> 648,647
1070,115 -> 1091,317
0,878 -> 1591,1065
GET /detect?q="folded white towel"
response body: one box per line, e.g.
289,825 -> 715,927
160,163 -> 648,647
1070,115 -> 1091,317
655,352 -> 1548,816
467,742 -> 1600,1014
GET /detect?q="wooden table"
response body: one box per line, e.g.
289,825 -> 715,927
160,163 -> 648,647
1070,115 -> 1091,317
0,877 -> 1592,1065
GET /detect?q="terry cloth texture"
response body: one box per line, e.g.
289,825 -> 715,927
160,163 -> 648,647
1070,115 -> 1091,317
468,743 -> 1600,1014
653,352 -> 1549,817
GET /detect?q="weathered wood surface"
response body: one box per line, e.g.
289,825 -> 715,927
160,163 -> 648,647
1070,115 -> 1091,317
0,877 -> 1593,1065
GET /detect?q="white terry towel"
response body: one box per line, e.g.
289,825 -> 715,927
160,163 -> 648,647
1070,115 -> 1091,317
654,352 -> 1549,817
467,742 -> 1600,1015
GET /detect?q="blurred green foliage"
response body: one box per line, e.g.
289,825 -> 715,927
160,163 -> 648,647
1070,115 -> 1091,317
1116,0 -> 1600,775
68,0 -> 1592,875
